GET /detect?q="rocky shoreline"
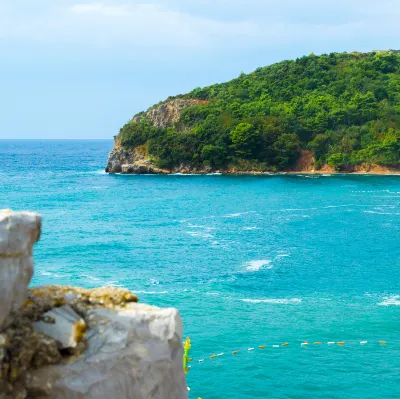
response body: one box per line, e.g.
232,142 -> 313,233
106,139 -> 399,176
0,210 -> 188,399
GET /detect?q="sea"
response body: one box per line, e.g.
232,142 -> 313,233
1,139 -> 400,399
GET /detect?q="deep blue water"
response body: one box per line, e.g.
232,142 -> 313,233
1,140 -> 400,399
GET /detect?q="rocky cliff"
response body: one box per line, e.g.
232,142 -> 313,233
106,98 -> 206,174
133,99 -> 205,129
0,210 -> 188,399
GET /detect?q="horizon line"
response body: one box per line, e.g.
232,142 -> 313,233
0,138 -> 113,140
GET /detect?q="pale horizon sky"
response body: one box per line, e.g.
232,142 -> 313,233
1,0 -> 400,139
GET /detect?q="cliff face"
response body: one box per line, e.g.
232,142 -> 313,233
0,210 -> 188,399
133,98 -> 205,129
106,98 -> 206,174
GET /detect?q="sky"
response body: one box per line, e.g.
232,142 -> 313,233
1,0 -> 400,139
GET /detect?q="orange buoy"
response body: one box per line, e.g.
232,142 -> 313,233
210,354 -> 217,359
380,340 -> 387,345
259,345 -> 266,349
337,341 -> 345,345
282,343 -> 289,347
232,350 -> 239,355
314,342 -> 322,345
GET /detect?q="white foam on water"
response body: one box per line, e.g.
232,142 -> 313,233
171,173 -> 199,176
135,291 -> 169,295
38,270 -> 66,278
187,231 -> 214,239
80,273 -> 101,282
243,226 -> 258,231
223,211 -> 256,218
76,169 -> 107,175
364,211 -> 400,215
245,260 -> 272,271
378,295 -> 400,306
241,298 -> 302,304
224,213 -> 244,218
106,281 -> 124,287
187,224 -> 216,231
276,254 -> 290,258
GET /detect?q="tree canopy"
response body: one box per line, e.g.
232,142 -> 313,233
118,51 -> 400,171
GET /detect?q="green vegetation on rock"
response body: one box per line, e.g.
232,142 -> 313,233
117,51 -> 400,171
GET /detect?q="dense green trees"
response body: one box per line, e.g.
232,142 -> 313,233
118,51 -> 400,171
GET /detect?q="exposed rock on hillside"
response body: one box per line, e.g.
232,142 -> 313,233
106,98 -> 206,174
0,210 -> 188,399
133,98 -> 206,129
105,139 -> 168,174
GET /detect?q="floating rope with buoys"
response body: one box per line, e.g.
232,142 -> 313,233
183,338 -> 389,397
191,339 -> 389,365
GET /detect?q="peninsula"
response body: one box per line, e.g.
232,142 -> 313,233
106,51 -> 400,175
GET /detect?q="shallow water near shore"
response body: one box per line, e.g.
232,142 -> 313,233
1,139 -> 400,399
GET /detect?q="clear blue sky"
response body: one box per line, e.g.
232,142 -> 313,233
1,0 -> 399,139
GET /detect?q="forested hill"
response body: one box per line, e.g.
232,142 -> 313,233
113,51 -> 400,173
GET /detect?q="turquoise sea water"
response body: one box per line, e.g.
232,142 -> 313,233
1,139 -> 400,398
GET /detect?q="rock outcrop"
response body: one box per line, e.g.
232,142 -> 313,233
133,98 -> 205,129
106,98 -> 206,174
0,210 -> 41,329
0,210 -> 188,399
105,140 -> 168,175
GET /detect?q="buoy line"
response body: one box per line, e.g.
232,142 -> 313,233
191,340 -> 389,365
186,338 -> 390,398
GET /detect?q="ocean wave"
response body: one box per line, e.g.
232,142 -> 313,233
187,231 -> 214,239
135,291 -> 169,295
241,298 -> 302,304
80,273 -> 102,282
223,211 -> 256,218
38,270 -> 67,278
74,169 -> 106,175
171,173 -> 200,176
364,211 -> 400,215
245,260 -> 272,271
188,223 -> 216,231
282,204 -> 373,212
378,295 -> 400,306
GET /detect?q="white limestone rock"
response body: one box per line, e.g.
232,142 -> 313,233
33,306 -> 86,349
0,210 -> 41,328
27,304 -> 188,399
